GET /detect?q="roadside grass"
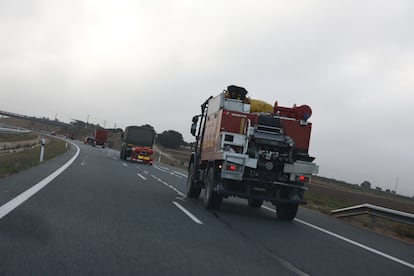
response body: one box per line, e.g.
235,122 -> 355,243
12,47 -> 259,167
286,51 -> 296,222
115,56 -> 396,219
343,215 -> 414,242
0,137 -> 68,178
154,151 -> 188,170
305,190 -> 357,214
154,144 -> 190,170
306,188 -> 414,243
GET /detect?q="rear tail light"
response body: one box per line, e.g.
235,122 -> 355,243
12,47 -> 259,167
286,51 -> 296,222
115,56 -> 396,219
228,165 -> 237,171
296,175 -> 310,183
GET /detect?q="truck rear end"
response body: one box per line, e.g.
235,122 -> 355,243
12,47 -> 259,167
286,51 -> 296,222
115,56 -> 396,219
94,129 -> 109,148
130,146 -> 154,165
187,85 -> 318,221
120,126 -> 155,165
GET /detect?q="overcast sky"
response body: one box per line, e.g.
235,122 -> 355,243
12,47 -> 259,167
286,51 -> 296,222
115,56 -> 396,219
1,0 -> 413,196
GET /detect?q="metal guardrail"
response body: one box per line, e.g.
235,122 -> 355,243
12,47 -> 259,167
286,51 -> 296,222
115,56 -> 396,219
0,110 -> 72,128
0,126 -> 30,134
331,204 -> 414,226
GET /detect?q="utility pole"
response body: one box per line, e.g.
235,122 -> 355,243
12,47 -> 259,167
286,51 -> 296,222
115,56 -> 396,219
103,120 -> 106,128
86,114 -> 90,128
394,178 -> 399,194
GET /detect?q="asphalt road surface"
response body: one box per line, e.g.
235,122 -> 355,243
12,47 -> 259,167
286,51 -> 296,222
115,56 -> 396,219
0,141 -> 413,275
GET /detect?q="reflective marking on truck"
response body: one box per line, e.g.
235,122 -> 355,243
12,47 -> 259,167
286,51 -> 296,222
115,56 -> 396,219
261,206 -> 414,270
229,112 -> 247,118
173,201 -> 203,225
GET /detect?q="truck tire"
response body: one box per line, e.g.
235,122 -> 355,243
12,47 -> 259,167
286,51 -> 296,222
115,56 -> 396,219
204,169 -> 223,210
186,163 -> 201,198
276,203 -> 298,221
248,199 -> 263,208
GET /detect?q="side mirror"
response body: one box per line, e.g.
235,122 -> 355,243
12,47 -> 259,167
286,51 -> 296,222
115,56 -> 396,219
191,115 -> 199,136
190,122 -> 197,136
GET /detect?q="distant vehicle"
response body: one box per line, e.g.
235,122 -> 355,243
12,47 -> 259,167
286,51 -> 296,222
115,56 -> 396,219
84,137 -> 94,145
187,85 -> 318,221
120,126 -> 155,165
94,129 -> 109,148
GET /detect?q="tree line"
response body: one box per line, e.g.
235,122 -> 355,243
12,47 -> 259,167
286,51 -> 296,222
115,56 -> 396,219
141,124 -> 188,149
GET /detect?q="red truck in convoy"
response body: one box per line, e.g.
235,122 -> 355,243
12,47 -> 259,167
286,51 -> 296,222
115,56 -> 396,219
187,85 -> 318,221
94,129 -> 109,148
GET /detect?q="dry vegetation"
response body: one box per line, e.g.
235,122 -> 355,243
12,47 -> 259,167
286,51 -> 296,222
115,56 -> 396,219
153,144 -> 192,169
0,135 -> 68,178
307,176 -> 414,243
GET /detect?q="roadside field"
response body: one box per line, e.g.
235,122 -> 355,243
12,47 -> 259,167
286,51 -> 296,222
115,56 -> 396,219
307,179 -> 414,213
0,136 -> 68,178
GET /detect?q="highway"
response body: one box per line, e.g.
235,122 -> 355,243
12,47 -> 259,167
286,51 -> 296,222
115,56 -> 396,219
0,141 -> 413,275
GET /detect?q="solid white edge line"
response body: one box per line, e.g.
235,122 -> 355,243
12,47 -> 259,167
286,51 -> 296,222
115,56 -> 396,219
261,205 -> 414,270
0,143 -> 80,220
137,173 -> 147,180
173,201 -> 203,224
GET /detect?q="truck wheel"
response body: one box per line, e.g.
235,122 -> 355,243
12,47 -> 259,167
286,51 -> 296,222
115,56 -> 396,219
186,163 -> 201,198
204,169 -> 223,210
248,199 -> 263,208
276,203 -> 298,221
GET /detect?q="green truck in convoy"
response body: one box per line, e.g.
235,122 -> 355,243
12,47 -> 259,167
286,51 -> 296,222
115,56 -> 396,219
120,126 -> 156,161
